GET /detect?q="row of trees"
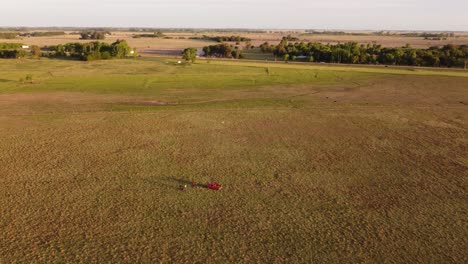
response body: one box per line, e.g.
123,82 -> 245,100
259,42 -> 276,53
190,35 -> 251,43
0,42 -> 24,58
0,40 -> 134,61
132,32 -> 166,38
0,49 -> 27,58
261,38 -> 468,68
400,32 -> 455,38
202,43 -> 243,59
0,43 -> 23,49
282,35 -> 300,41
0,43 -> 41,59
210,35 -> 251,42
304,30 -> 368,36
79,31 -> 107,40
20,32 -> 66,37
48,40 -> 133,61
303,30 -> 457,38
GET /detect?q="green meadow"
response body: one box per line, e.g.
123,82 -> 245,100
0,58 -> 467,262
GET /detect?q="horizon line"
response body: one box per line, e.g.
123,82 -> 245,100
1,26 -> 467,33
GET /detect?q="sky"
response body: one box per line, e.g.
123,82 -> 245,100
2,0 -> 468,31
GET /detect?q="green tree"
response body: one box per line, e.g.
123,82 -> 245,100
182,48 -> 197,62
111,40 -> 131,58
232,49 -> 242,59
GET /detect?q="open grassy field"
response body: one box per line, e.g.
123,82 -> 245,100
0,58 -> 467,262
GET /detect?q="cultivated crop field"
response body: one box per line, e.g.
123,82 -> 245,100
0,58 -> 467,262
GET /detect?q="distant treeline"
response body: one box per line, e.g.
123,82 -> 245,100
191,35 -> 251,42
0,32 -> 18,39
1,31 -> 68,39
47,40 -> 132,61
304,30 -> 457,38
0,27 -> 268,33
202,43 -> 243,59
144,29 -> 266,33
399,32 -> 455,38
260,38 -> 468,68
132,32 -> 167,38
304,31 -> 369,36
282,35 -> 300,41
79,31 -> 109,40
20,32 -> 66,37
0,27 -> 113,32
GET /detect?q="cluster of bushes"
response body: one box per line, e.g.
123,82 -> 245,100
0,43 -> 41,59
0,43 -> 23,49
202,43 -> 243,59
79,31 -> 108,40
282,35 -> 300,41
259,42 -> 276,53
19,32 -> 66,37
262,37 -> 468,68
210,35 -> 251,42
132,32 -> 166,38
191,35 -> 251,42
0,42 -> 25,58
0,32 -> 18,39
48,40 -> 132,61
0,49 -> 27,58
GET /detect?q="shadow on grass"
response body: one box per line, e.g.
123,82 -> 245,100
165,177 -> 209,189
42,56 -> 83,61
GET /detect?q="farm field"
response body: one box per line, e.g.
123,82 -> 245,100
2,30 -> 468,57
241,31 -> 468,48
0,58 -> 467,262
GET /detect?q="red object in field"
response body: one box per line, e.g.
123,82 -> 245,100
207,182 -> 222,191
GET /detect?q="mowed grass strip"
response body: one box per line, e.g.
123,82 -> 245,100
0,58 -> 376,96
1,57 -> 467,95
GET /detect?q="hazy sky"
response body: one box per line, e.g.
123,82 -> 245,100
3,0 -> 468,31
